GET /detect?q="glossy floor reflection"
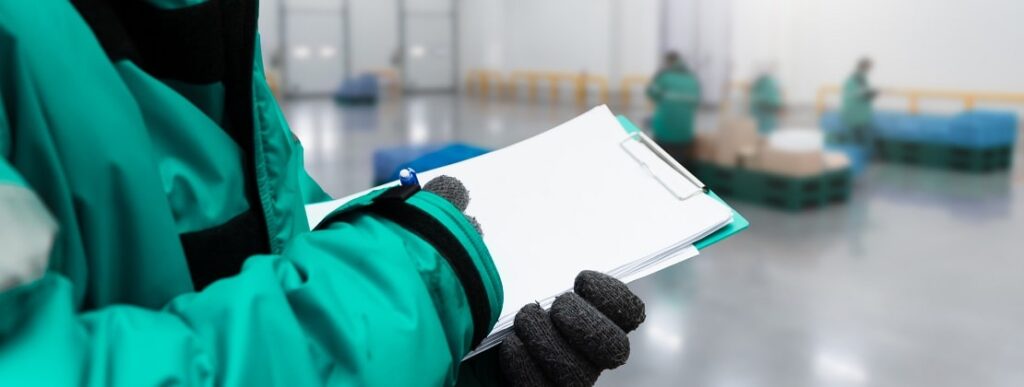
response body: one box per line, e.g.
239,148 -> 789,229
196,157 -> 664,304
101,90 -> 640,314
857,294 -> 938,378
285,94 -> 1024,387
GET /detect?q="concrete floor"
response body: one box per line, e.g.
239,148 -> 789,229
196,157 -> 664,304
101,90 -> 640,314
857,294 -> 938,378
286,94 -> 1024,387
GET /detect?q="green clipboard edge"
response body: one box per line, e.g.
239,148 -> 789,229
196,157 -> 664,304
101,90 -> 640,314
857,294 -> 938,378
617,115 -> 749,250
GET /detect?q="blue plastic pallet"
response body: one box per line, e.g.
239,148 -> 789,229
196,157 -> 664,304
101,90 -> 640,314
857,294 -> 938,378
821,110 -> 1017,149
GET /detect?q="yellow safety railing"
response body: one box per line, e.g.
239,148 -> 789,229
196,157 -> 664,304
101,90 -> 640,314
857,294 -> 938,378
503,70 -> 544,102
815,85 -> 842,114
575,74 -> 610,106
464,69 -> 609,105
817,85 -> 1024,114
265,71 -> 282,101
368,68 -> 402,96
541,71 -> 578,103
465,69 -> 504,97
619,75 -> 650,107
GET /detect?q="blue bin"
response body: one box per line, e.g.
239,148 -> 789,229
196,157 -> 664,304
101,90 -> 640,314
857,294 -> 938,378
916,114 -> 955,144
949,110 -> 1018,148
373,143 -> 490,184
872,112 -> 956,144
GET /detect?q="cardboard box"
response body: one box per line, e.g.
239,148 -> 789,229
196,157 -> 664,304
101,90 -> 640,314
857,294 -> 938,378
755,146 -> 825,177
693,131 -> 718,162
823,151 -> 851,171
736,145 -> 760,170
713,118 -> 761,167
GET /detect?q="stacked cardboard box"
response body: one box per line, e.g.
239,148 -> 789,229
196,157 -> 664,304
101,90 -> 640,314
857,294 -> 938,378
824,151 -> 852,171
693,131 -> 718,162
755,147 -> 825,177
695,119 -> 846,177
713,118 -> 761,167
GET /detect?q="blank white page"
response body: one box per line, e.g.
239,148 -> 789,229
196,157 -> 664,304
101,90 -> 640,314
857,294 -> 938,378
308,106 -> 733,322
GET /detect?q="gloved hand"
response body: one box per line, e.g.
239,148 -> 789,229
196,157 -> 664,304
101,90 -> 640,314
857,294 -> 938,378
500,271 -> 645,386
424,175 -> 647,387
423,175 -> 483,235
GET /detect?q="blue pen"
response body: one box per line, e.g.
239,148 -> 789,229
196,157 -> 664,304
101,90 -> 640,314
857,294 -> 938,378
398,168 -> 420,187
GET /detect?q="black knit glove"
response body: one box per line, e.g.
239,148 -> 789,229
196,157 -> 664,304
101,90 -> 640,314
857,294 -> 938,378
500,271 -> 646,387
423,175 -> 483,235
424,176 -> 647,386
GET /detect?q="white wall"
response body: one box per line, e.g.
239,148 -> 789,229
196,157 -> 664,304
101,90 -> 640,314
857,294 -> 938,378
459,0 -> 660,88
615,0 -> 661,79
733,0 -> 1024,111
459,0 -> 504,72
663,0 -> 733,104
503,0 -> 613,74
258,0 -> 283,69
258,0 -> 399,95
261,0 -> 661,96
349,0 -> 399,74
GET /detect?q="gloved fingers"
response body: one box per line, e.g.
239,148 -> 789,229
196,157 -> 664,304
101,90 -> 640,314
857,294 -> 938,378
423,175 -> 470,212
499,334 -> 554,387
513,303 -> 601,386
464,215 -> 484,237
573,271 -> 646,332
423,175 -> 483,235
550,292 -> 630,369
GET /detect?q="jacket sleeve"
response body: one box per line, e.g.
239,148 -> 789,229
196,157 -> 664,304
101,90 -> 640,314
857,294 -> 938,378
0,197 -> 501,386
0,120 -> 57,293
293,137 -> 333,204
2,106 -> 501,387
253,34 -> 332,205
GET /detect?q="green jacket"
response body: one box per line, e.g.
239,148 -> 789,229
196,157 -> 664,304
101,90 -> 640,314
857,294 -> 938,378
841,72 -> 874,128
0,0 -> 502,385
749,75 -> 782,134
646,66 -> 701,144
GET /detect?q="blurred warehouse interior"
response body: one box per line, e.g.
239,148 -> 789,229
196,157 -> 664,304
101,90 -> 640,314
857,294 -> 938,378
258,0 -> 1024,110
251,1 -> 1024,386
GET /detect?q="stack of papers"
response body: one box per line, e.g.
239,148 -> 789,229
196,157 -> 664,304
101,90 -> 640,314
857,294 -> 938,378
306,106 -> 735,357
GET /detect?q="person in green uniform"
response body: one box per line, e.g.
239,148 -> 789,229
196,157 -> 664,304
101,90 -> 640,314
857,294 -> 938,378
647,51 -> 701,164
841,58 -> 878,145
749,70 -> 783,134
0,1 -> 644,386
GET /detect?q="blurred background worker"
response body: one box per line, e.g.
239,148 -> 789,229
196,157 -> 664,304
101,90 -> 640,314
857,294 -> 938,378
841,58 -> 878,145
647,51 -> 701,163
748,66 -> 783,134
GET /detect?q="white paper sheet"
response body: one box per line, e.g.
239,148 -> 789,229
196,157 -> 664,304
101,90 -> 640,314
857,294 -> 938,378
305,106 -> 733,356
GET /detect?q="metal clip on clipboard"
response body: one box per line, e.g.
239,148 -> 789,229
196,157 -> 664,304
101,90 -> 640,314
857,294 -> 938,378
619,131 -> 708,201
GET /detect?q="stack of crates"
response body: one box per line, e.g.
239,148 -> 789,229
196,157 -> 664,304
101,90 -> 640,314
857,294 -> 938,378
874,111 -> 1016,172
821,110 -> 1017,172
692,162 -> 853,211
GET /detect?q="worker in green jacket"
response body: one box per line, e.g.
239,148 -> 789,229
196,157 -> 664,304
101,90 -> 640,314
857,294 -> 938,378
647,51 -> 701,163
749,71 -> 783,134
841,58 -> 878,145
0,1 -> 644,386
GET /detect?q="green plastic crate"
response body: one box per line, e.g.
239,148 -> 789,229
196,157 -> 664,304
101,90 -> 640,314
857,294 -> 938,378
875,140 -> 1012,172
692,162 -> 853,211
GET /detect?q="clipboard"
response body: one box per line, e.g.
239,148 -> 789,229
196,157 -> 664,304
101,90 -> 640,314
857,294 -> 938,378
305,107 -> 749,360
616,115 -> 749,251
